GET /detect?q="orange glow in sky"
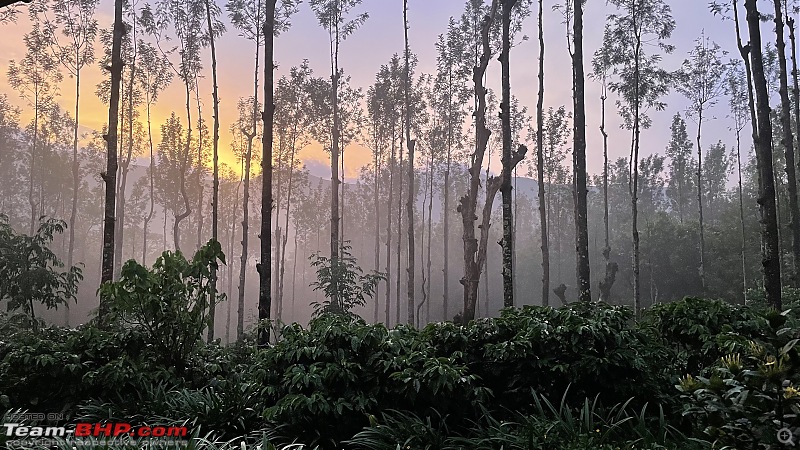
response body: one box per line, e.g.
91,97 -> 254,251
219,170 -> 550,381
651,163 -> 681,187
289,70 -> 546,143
1,0 -> 751,182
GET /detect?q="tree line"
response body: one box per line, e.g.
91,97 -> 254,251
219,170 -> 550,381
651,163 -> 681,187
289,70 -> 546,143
1,0 -> 799,342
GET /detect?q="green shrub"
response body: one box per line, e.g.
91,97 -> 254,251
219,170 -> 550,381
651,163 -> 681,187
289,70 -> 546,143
99,240 -> 225,372
254,315 -> 487,448
677,306 -> 800,449
0,324 -> 157,411
644,297 -> 767,374
252,303 -> 675,448
308,244 -> 385,319
0,215 -> 83,329
423,301 -> 676,413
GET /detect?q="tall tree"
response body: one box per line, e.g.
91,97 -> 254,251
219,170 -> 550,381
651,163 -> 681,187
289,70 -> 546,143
366,70 -> 390,323
258,0 -> 276,346
535,0 -> 549,306
570,0 -> 590,302
726,59 -> 751,302
601,0 -> 674,317
39,0 -> 98,282
771,0 -> 800,286
155,113 -> 191,248
592,44 -> 617,302
745,0 -> 782,309
403,0 -> 415,325
789,14 -> 800,251
541,106 -> 571,287
274,63 -> 311,323
309,0 -> 368,305
499,0 -> 518,307
676,33 -> 727,294
7,22 -> 62,237
204,0 -> 224,342
435,19 -> 468,321
370,58 -> 402,325
459,0 -> 496,321
136,42 -> 172,265
258,0 -> 298,344
710,0 -> 759,302
100,0 -> 124,322
367,62 -> 394,324
141,0 -> 205,253
458,0 -> 520,322
227,0 -> 264,341
106,7 -> 141,279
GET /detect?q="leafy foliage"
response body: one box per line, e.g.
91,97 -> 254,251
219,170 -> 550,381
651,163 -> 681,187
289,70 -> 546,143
0,324 -> 150,410
98,240 -> 226,370
0,215 -> 83,327
309,244 -> 384,319
3,294 -> 797,449
677,304 -> 800,449
644,296 -> 766,373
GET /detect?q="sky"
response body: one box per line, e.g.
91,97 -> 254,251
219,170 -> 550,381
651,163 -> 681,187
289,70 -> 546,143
0,0 -> 782,182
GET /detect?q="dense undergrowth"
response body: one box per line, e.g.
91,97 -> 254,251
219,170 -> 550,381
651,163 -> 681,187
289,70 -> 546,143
1,293 -> 799,449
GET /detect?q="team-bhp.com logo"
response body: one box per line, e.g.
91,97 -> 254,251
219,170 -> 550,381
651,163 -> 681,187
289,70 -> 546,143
4,422 -> 188,438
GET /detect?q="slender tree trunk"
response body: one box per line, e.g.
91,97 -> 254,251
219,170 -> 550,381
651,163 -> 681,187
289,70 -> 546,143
100,0 -> 125,324
330,23 -> 341,306
483,246 -> 489,316
341,143 -> 345,254
404,0 -> 415,325
225,193 -> 234,344
163,208 -> 167,251
790,19 -> 800,260
238,149 -> 251,341
272,135 -> 284,311
257,0 -> 276,346
28,100 -> 38,237
194,83 -> 204,251
696,110 -> 706,294
536,0 -> 549,307
238,5 -> 261,342
500,0 -> 517,308
373,138 -> 381,324
277,118 -> 300,322
418,164 -> 428,327
745,0 -> 782,309
385,134 -> 395,324
279,177 -> 293,323
205,0 -> 220,342
66,67 -> 80,325
572,0 -> 590,302
396,125 -> 404,324
426,153 -> 433,323
734,4 -> 758,301
632,23 -> 642,318
599,81 -> 616,302
274,225 -> 281,315
291,232 -> 298,321
229,177 -> 240,342
736,126 -> 748,302
143,99 -> 155,263
513,169 -> 518,302
733,0 -> 759,301
773,0 -> 800,287
174,80 -> 193,254
115,45 -> 136,279
443,101 -> 451,321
